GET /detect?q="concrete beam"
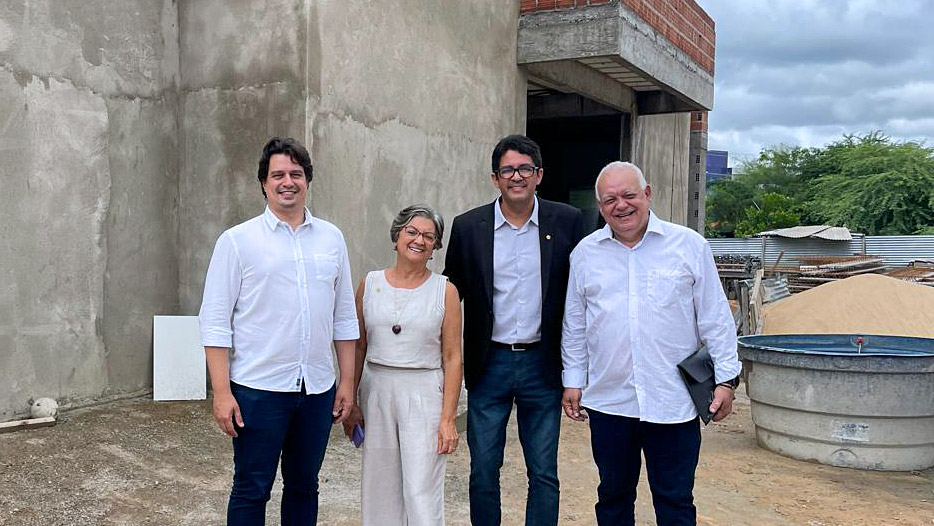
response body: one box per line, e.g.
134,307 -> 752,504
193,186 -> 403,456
522,60 -> 634,113
636,90 -> 697,115
518,3 -> 714,111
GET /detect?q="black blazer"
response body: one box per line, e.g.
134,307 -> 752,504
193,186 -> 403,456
443,198 -> 584,390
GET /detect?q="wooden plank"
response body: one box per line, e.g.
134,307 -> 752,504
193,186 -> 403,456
0,416 -> 55,434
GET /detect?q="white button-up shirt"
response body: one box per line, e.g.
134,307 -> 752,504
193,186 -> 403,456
491,197 -> 543,345
199,207 -> 359,394
561,212 -> 740,423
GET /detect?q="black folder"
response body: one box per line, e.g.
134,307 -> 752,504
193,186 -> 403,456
677,345 -> 715,425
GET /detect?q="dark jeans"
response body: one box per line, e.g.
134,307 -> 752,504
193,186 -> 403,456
587,409 -> 701,526
467,344 -> 561,526
227,382 -> 335,526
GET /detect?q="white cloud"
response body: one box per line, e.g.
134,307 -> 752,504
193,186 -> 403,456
695,0 -> 934,158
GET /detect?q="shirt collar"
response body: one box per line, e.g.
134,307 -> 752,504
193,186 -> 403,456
645,210 -> 665,237
494,196 -> 539,230
263,206 -> 313,231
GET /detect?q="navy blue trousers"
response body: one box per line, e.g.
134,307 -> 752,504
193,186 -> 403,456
227,382 -> 335,526
467,344 -> 562,526
587,409 -> 701,526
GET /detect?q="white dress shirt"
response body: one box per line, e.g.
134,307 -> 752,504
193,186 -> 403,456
491,197 -> 543,345
561,212 -> 740,423
199,207 -> 359,394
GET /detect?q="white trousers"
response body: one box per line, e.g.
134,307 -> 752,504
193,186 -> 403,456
360,362 -> 446,526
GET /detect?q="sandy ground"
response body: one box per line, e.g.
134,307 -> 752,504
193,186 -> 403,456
1,389 -> 932,526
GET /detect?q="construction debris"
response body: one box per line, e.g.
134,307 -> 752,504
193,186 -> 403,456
788,255 -> 887,292
0,416 -> 56,434
885,262 -> 934,286
715,255 -> 761,279
716,254 -> 903,293
31,397 -> 59,418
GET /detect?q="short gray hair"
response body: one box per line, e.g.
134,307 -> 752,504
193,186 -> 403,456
594,161 -> 647,201
390,204 -> 445,250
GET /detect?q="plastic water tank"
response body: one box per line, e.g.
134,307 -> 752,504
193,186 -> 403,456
738,334 -> 934,471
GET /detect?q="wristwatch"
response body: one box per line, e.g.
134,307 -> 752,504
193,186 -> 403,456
717,376 -> 740,390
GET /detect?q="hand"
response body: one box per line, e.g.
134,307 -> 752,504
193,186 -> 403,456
709,385 -> 735,422
562,388 -> 587,422
342,406 -> 364,439
212,391 -> 244,437
437,418 -> 459,454
333,380 -> 355,424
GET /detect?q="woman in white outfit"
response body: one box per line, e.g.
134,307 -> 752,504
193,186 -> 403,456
344,204 -> 462,525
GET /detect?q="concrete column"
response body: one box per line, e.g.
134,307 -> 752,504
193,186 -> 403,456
632,112 -> 691,226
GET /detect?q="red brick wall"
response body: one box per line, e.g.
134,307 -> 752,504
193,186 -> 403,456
520,0 -> 613,10
690,111 -> 707,132
520,0 -> 715,75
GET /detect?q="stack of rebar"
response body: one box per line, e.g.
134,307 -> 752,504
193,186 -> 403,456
715,254 -> 934,293
885,264 -> 934,287
786,255 -> 887,292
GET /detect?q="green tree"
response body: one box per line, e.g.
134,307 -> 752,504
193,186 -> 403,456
734,192 -> 801,236
705,132 -> 934,236
806,133 -> 934,235
705,178 -> 754,235
705,145 -> 811,236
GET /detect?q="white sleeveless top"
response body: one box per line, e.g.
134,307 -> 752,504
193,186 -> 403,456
363,270 -> 446,369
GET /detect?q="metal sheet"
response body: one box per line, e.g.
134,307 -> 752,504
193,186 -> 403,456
709,235 -> 934,268
756,225 -> 852,240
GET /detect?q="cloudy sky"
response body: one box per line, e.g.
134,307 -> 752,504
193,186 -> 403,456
694,0 -> 934,167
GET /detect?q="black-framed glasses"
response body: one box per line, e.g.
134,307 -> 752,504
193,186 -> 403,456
403,226 -> 438,244
496,164 -> 539,179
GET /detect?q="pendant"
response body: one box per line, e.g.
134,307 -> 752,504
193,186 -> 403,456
392,324 -> 402,334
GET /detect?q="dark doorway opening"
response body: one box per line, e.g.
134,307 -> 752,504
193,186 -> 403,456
526,90 -> 629,233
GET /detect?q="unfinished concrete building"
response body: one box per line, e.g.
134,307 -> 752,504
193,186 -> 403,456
0,0 -> 715,419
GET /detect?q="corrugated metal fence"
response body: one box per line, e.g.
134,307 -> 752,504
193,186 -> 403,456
708,235 -> 934,268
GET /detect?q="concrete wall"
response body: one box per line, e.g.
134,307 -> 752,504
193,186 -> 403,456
175,0 -> 308,312
176,0 -> 526,312
1,0 -> 525,418
0,0 -> 180,420
632,112 -> 690,225
310,0 -> 525,282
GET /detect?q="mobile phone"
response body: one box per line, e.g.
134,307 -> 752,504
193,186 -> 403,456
352,423 -> 365,448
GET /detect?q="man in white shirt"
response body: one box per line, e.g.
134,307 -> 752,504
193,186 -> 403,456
561,161 -> 741,526
199,137 -> 358,526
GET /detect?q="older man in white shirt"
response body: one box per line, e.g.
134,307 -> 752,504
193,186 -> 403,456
561,161 -> 741,526
199,137 -> 358,526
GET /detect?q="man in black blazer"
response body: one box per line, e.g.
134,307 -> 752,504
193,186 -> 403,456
444,135 -> 584,526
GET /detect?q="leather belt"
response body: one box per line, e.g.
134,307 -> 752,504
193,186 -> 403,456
491,341 -> 540,351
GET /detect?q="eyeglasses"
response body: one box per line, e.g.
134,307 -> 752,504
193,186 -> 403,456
403,226 -> 438,244
496,164 -> 539,179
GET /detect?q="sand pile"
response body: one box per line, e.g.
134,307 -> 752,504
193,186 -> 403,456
762,273 -> 934,337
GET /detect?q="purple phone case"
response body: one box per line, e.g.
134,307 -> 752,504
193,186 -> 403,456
352,423 -> 365,448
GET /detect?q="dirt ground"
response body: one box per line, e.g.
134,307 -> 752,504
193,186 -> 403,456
1,389 -> 932,526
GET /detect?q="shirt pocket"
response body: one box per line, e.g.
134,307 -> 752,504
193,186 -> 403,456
313,253 -> 340,282
648,268 -> 691,309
